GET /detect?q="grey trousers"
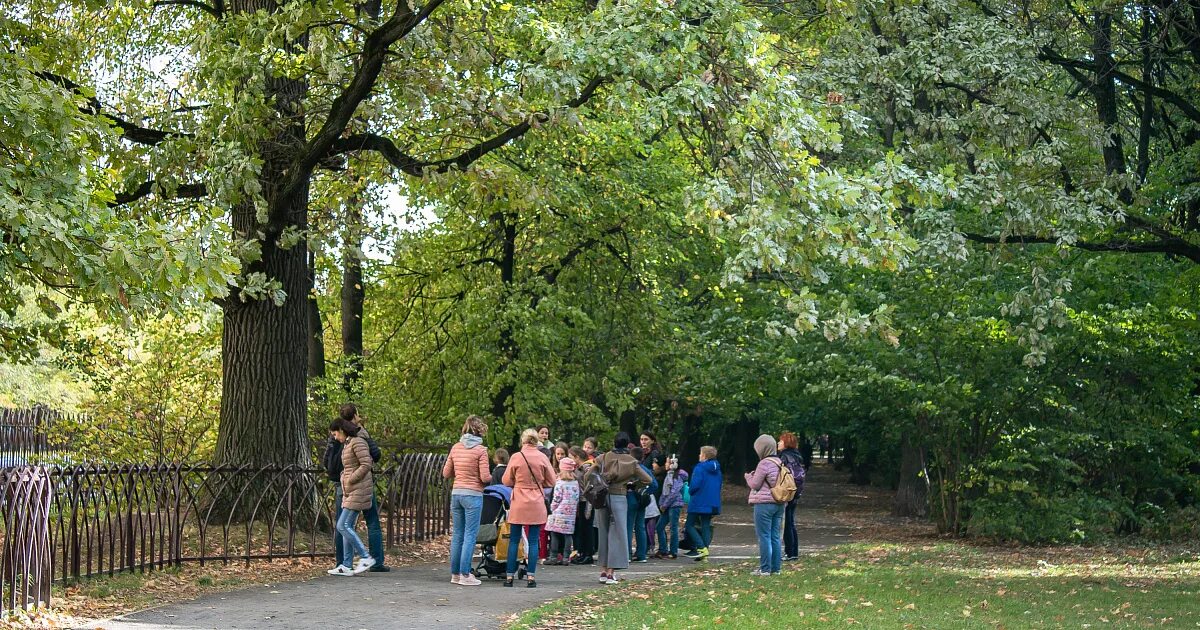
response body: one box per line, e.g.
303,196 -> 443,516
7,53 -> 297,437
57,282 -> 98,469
595,496 -> 630,570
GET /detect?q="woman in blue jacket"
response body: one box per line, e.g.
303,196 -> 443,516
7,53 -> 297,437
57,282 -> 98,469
683,445 -> 722,561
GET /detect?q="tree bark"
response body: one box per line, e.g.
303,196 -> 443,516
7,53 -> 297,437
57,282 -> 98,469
489,209 -> 519,423
1090,11 -> 1131,200
215,1 -> 312,468
308,250 -> 326,382
341,200 -> 365,397
892,434 -> 930,517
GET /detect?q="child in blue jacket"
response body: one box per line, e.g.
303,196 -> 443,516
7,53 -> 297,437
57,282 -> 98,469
684,445 -> 722,561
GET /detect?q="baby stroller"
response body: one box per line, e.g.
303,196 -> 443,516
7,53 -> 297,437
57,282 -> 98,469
473,484 -> 528,579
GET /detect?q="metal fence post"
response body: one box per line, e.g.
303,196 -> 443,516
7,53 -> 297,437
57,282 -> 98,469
2,467 -> 52,614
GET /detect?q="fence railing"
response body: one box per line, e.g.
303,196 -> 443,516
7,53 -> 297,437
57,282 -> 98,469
0,454 -> 451,613
0,407 -> 74,468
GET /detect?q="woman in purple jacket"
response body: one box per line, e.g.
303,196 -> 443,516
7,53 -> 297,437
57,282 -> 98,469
745,434 -> 785,576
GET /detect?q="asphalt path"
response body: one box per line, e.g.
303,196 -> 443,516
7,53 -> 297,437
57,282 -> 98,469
93,463 -> 852,630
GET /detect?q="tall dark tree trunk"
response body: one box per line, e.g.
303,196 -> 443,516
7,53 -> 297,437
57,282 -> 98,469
892,434 -> 930,517
1090,11 -> 1131,204
1136,3 -> 1154,183
489,209 -> 519,423
214,4 -> 312,468
619,409 -> 638,438
341,200 -> 365,397
677,406 -> 702,471
721,412 -> 760,478
308,250 -> 326,382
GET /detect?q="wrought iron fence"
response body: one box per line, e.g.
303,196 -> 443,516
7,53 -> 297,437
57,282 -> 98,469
0,453 -> 451,613
0,407 -> 74,468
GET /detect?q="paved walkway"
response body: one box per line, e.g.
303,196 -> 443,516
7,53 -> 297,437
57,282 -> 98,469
94,464 -> 852,630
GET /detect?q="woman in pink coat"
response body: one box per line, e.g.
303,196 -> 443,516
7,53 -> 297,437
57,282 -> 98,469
502,428 -> 556,587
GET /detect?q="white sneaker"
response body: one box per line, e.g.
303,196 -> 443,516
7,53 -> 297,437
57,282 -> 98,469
604,576 -> 619,585
459,574 -> 482,586
327,565 -> 354,576
750,569 -> 769,576
450,574 -> 461,584
352,556 -> 376,574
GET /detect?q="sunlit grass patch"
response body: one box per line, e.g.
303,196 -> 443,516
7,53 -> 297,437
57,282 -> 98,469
511,542 -> 1200,629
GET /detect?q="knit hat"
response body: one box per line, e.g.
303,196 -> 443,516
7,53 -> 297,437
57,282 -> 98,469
753,434 -> 777,460
559,457 -> 577,472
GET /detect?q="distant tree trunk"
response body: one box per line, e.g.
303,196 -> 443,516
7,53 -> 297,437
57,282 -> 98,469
677,406 -> 702,471
307,250 -> 326,383
341,200 -> 365,397
489,209 -> 518,424
619,409 -> 638,438
721,413 -> 760,478
893,434 -> 930,517
1090,11 -> 1131,205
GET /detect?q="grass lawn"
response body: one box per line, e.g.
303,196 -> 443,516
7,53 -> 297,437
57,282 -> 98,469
512,543 -> 1200,629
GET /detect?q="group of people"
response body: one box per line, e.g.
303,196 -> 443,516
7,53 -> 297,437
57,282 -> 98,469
439,421 -> 808,586
322,407 -> 808,584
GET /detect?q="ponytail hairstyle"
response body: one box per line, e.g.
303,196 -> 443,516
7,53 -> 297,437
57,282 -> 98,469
462,414 -> 488,437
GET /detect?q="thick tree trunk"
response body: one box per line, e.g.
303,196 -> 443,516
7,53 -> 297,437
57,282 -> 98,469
892,434 -> 930,517
214,5 -> 312,468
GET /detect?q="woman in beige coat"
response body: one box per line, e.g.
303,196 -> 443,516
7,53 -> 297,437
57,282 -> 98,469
329,418 -> 376,576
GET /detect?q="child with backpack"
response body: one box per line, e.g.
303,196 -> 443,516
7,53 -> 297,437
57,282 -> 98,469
745,434 -> 797,576
546,457 -> 580,565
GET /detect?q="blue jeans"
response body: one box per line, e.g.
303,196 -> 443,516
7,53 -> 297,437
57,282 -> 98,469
684,512 -> 713,550
336,507 -> 369,568
334,485 -> 383,566
626,494 -> 647,560
449,494 -> 483,575
656,506 -> 681,554
506,524 -> 541,576
754,503 -> 785,573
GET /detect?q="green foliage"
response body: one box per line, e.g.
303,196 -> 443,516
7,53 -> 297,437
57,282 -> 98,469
59,309 -> 222,463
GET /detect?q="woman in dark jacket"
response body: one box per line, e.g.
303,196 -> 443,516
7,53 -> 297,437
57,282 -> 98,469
778,432 -> 806,560
568,446 -> 596,564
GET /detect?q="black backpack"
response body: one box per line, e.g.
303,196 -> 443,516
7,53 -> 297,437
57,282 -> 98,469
633,484 -> 652,509
579,458 -> 610,510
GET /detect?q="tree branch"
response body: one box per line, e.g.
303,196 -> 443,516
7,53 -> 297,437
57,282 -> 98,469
278,0 -> 448,206
152,0 -> 223,19
110,181 -> 208,207
33,71 -> 190,146
1038,47 -> 1200,123
960,230 -> 1200,264
330,76 -> 607,176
